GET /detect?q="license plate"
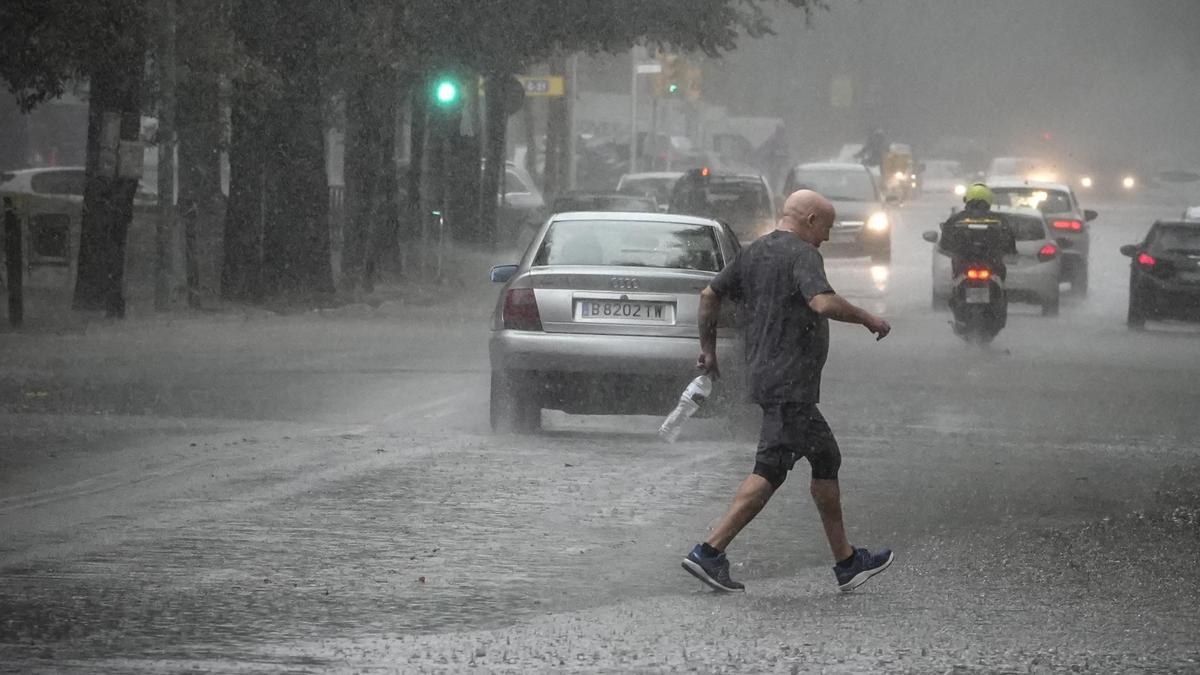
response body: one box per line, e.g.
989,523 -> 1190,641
965,286 -> 990,304
576,300 -> 672,322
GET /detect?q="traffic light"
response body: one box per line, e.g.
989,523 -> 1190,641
654,54 -> 683,98
430,74 -> 463,111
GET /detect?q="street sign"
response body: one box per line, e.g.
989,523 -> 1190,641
517,75 -> 564,97
636,63 -> 662,75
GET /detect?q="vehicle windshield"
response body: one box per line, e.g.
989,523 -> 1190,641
924,161 -> 962,179
533,220 -> 722,271
993,188 -> 1072,214
788,169 -> 876,202
1149,225 -> 1200,255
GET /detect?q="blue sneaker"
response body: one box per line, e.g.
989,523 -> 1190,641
681,544 -> 745,593
834,547 -> 894,592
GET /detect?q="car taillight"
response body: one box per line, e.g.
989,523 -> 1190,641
1052,219 -> 1083,231
966,268 -> 991,280
1137,252 -> 1156,269
1037,244 -> 1058,261
503,288 -> 542,331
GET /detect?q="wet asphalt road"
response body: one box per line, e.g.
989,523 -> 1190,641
1,195 -> 1199,673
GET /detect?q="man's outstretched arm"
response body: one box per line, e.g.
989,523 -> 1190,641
809,291 -> 891,340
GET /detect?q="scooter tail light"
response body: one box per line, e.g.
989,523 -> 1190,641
966,268 -> 991,281
1052,219 -> 1083,231
503,288 -> 543,331
1037,244 -> 1058,261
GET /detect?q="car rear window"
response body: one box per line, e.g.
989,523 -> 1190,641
533,220 -> 722,272
1149,225 -> 1200,255
30,170 -> 86,196
669,178 -> 772,232
993,188 -> 1072,214
552,195 -> 656,213
786,169 -> 876,202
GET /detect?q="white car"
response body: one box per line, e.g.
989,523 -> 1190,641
616,171 -> 683,211
1183,206 -> 1200,221
925,206 -> 1063,316
921,159 -> 966,194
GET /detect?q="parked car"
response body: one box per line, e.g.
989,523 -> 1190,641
0,167 -> 155,289
924,206 -> 1062,315
667,168 -> 776,244
921,159 -> 967,194
551,191 -> 657,214
989,178 -> 1096,295
488,211 -> 744,432
1121,220 -> 1200,328
616,171 -> 683,210
780,161 -> 892,262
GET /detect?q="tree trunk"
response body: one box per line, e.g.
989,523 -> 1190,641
177,0 -> 227,308
344,72 -> 394,293
480,73 -> 509,250
220,79 -> 265,302
73,4 -> 147,318
154,0 -> 178,311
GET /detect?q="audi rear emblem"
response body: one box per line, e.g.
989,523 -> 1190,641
609,277 -> 639,290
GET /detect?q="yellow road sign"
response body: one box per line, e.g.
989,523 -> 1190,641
517,75 -> 564,97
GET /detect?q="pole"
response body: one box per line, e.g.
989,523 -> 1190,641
567,53 -> 578,190
629,46 -> 638,174
3,197 -> 23,328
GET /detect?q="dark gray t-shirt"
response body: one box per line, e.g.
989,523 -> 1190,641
709,230 -> 833,404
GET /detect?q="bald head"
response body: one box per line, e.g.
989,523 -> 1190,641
778,189 -> 836,246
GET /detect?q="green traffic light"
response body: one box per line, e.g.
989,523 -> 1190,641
434,79 -> 460,106
668,83 -> 679,94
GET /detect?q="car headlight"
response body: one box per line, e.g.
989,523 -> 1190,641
1122,175 -> 1136,189
954,184 -> 967,196
1080,176 -> 1093,188
867,211 -> 889,232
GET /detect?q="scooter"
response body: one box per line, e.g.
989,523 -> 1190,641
949,261 -> 1007,344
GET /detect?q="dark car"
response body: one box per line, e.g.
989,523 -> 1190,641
551,191 -> 657,214
1121,221 -> 1200,329
780,162 -> 891,262
667,168 -> 776,244
989,178 -> 1097,295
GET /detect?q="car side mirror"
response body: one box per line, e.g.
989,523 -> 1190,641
490,264 -> 519,283
922,230 -> 939,244
1119,245 -> 1138,257
1084,209 -> 1098,222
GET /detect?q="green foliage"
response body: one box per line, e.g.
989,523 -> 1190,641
0,0 -> 145,111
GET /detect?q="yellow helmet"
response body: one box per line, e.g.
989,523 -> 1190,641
963,182 -> 995,207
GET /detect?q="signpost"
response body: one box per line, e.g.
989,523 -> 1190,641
516,75 -> 564,98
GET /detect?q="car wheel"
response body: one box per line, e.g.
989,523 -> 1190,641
1041,291 -> 1060,317
1071,264 -> 1089,296
490,370 -> 542,433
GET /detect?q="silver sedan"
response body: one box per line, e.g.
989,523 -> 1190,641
488,211 -> 744,432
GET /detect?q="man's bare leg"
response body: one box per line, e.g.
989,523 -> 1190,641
810,478 -> 854,561
705,474 -> 775,551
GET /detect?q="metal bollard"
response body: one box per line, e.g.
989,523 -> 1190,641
3,196 -> 23,327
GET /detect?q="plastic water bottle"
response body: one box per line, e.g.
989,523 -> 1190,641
658,375 -> 713,443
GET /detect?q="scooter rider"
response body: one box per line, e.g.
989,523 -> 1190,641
939,182 -> 1017,280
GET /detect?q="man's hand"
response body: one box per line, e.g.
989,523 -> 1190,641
864,314 -> 891,341
696,350 -> 721,380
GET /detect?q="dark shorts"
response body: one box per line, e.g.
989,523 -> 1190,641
755,403 -> 841,480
